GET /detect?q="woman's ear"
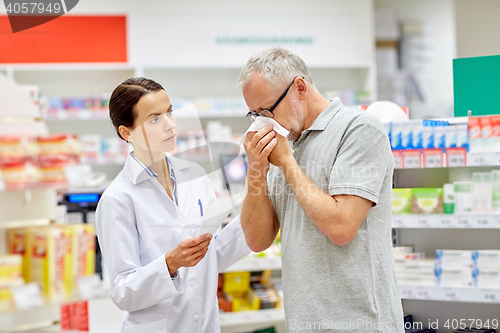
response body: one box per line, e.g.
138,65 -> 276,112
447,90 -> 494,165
119,125 -> 132,142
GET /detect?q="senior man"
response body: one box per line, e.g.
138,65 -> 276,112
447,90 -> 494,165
238,47 -> 404,333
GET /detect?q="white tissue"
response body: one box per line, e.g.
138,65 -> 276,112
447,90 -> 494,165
239,117 -> 289,145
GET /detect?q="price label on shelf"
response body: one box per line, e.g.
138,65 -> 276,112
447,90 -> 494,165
439,216 -> 456,228
392,216 -> 405,228
415,287 -> 432,300
457,216 -> 473,228
493,215 -> 500,228
417,216 -> 434,228
399,286 -> 415,299
77,274 -> 104,300
446,148 -> 467,167
496,153 -> 500,166
423,149 -> 443,168
481,289 -> 500,303
469,153 -> 492,166
442,288 -> 461,301
11,282 -> 44,311
402,150 -> 422,169
475,215 -> 492,228
392,150 -> 402,169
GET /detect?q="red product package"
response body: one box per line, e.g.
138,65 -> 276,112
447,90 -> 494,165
468,117 -> 481,139
0,159 -> 38,190
60,303 -> 72,331
491,115 -> 500,138
36,156 -> 70,187
35,134 -> 80,163
72,300 -> 89,332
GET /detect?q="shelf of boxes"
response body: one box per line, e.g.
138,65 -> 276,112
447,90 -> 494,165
393,151 -> 500,169
223,256 -> 282,273
399,285 -> 500,304
392,214 -> 500,229
219,307 -> 285,328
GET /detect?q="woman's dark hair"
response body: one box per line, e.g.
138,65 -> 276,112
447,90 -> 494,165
109,77 -> 165,141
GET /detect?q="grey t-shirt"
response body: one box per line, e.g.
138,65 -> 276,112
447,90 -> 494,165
268,98 -> 404,332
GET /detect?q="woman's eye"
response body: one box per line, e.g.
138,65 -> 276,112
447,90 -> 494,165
151,117 -> 159,123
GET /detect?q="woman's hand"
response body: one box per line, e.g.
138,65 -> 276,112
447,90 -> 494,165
164,233 -> 213,276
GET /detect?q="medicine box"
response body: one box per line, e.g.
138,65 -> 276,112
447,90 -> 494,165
392,189 -> 412,214
436,250 -> 473,268
411,188 -> 443,214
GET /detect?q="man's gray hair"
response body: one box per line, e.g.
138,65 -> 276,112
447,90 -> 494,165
237,47 -> 314,92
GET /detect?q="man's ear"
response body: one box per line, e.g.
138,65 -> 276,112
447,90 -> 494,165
119,125 -> 132,142
296,77 -> 307,100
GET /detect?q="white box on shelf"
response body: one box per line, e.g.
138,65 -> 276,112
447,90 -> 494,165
454,182 -> 474,215
436,250 -> 473,268
472,268 -> 500,288
473,250 -> 500,269
435,267 -> 473,287
80,135 -> 102,165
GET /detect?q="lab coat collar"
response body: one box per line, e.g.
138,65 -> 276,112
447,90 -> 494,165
124,152 -> 193,185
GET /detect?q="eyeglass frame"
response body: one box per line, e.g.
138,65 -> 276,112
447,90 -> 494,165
245,76 -> 304,122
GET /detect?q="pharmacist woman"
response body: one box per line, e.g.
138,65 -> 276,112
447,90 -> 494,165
95,77 -> 251,333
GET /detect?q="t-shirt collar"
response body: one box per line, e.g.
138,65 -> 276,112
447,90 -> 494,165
305,97 -> 344,132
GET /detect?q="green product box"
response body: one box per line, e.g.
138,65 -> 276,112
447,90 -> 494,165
392,189 -> 412,215
493,171 -> 500,214
443,183 -> 455,214
411,188 -> 444,214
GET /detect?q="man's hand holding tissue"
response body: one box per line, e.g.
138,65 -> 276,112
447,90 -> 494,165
243,125 -> 277,177
268,129 -> 294,168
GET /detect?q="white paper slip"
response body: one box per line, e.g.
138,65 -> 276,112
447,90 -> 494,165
199,192 -> 244,235
77,274 -> 104,299
12,282 -> 44,311
239,117 -> 289,145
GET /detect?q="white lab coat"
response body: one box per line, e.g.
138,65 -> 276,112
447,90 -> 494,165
95,152 -> 251,333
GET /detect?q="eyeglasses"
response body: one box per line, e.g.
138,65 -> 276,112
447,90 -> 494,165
246,77 -> 303,122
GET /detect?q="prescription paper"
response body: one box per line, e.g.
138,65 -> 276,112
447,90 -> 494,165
198,192 -> 244,235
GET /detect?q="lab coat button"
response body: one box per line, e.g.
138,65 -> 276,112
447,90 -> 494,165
194,315 -> 199,323
172,291 -> 179,296
189,280 -> 197,288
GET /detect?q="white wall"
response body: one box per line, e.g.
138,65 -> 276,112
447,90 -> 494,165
374,0 -> 457,119
1,0 -> 375,63
455,0 -> 500,58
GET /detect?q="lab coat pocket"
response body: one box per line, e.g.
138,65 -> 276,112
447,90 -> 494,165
123,318 -> 168,333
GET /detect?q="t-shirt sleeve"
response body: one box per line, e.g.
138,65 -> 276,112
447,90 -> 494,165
328,115 -> 392,206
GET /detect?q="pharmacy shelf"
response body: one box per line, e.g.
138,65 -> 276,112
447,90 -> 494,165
399,285 -> 500,304
392,214 -> 500,229
223,256 -> 282,273
0,289 -> 109,333
42,109 -> 247,121
0,218 -> 51,230
219,308 -> 285,328
394,152 -> 500,169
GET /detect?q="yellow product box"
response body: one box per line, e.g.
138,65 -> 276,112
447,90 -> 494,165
227,289 -> 261,312
28,225 -> 73,301
223,271 -> 250,298
67,224 -> 96,295
0,278 -> 24,312
6,228 -> 30,283
0,255 -> 23,280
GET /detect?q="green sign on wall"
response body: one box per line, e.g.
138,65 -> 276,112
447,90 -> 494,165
453,54 -> 500,117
